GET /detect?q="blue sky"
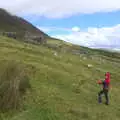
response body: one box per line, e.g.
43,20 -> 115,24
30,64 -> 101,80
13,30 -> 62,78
24,11 -> 120,29
1,0 -> 120,50
23,11 -> 120,36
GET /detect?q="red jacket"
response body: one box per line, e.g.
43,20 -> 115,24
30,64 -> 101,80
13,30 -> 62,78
105,72 -> 110,85
103,72 -> 110,89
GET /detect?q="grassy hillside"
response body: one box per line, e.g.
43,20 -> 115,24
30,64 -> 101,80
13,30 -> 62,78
0,36 -> 120,120
0,8 -> 48,39
47,38 -> 120,61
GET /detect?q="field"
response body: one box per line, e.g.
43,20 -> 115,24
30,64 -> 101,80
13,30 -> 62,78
0,36 -> 120,120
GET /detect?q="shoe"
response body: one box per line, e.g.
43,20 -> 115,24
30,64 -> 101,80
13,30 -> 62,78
98,100 -> 102,104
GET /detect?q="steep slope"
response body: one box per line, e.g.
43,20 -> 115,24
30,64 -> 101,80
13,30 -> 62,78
0,36 -> 120,120
0,8 -> 48,38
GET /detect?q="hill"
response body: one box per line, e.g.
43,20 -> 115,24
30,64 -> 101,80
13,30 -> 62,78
0,8 -> 49,40
47,37 -> 120,61
0,35 -> 120,120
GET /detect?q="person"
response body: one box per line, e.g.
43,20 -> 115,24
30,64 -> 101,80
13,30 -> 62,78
97,72 -> 111,105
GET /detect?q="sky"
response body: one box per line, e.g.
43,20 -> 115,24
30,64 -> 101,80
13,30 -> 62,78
0,0 -> 120,50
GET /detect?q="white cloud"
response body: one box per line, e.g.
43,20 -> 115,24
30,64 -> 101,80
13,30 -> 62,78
111,48 -> 120,52
1,0 -> 120,18
72,27 -> 80,32
53,24 -> 120,49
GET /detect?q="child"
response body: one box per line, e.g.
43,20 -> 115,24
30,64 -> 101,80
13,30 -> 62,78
97,72 -> 111,105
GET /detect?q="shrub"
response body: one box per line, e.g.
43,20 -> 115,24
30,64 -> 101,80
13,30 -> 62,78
0,60 -> 31,111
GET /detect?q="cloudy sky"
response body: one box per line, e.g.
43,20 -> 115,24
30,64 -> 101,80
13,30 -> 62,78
0,0 -> 120,49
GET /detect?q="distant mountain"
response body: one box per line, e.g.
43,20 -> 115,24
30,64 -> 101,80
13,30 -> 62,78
0,8 -> 49,40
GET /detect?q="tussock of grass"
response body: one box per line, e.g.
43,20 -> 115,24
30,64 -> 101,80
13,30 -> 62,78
0,60 -> 31,111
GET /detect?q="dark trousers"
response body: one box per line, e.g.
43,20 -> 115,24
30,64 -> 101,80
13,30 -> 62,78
98,89 -> 109,104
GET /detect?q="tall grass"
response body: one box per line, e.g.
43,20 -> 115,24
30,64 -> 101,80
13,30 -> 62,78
0,60 -> 31,111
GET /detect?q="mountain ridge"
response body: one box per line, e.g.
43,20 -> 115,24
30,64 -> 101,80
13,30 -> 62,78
0,8 -> 49,40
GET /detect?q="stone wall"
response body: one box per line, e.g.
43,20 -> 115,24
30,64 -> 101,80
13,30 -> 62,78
1,32 -> 17,39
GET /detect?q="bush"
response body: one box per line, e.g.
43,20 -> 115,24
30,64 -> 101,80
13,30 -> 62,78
0,60 -> 31,111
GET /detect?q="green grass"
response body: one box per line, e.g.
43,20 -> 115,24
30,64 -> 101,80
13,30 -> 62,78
0,36 -> 120,120
0,8 -> 48,39
0,60 -> 31,112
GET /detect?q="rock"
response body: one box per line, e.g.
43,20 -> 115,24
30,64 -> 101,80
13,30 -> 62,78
54,52 -> 58,56
87,64 -> 93,68
83,57 -> 86,60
